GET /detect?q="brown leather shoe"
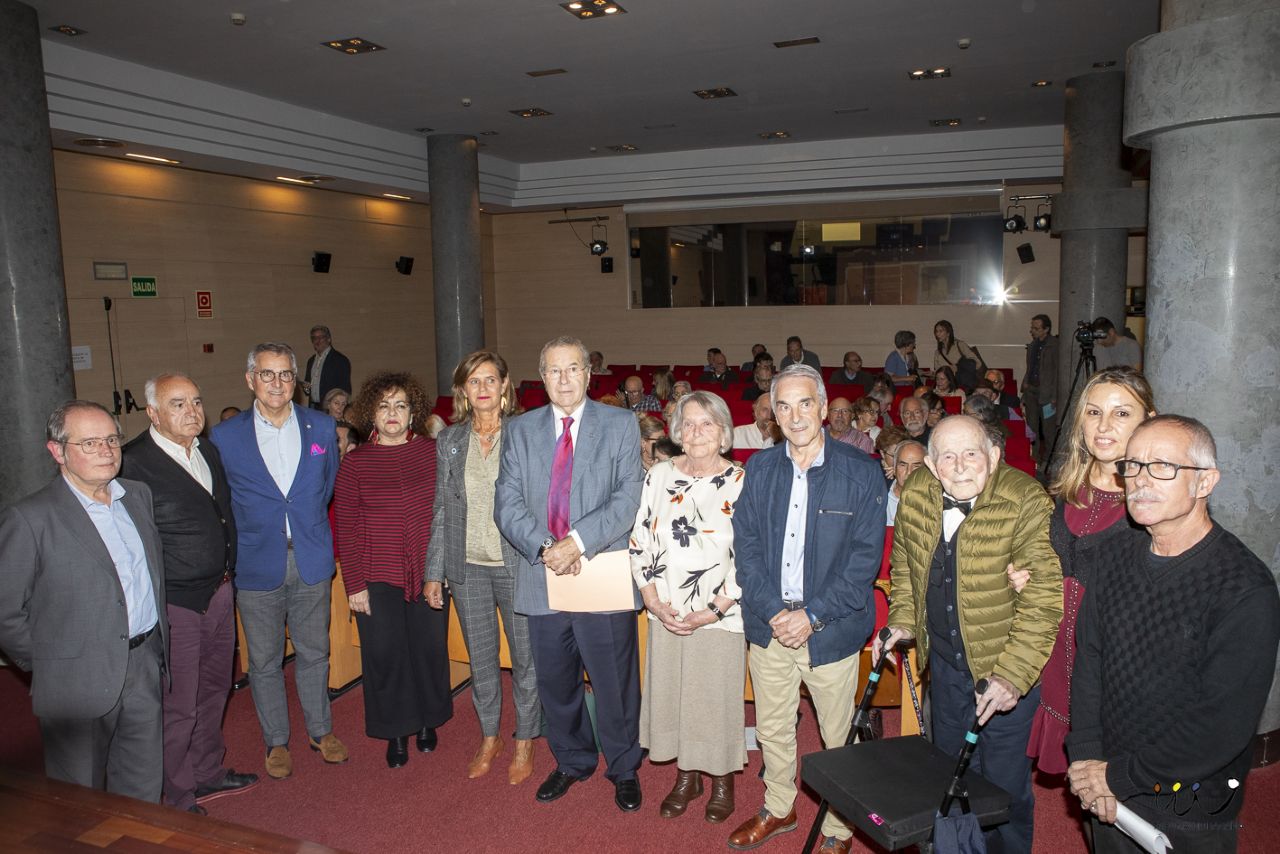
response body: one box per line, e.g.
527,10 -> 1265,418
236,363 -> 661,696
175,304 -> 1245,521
265,745 -> 292,779
727,806 -> 797,850
818,835 -> 852,853
308,733 -> 348,764
659,769 -> 704,818
704,773 -> 735,823
508,738 -> 535,786
467,736 -> 504,779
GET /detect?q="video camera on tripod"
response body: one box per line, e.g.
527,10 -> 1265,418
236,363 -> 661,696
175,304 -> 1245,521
1074,320 -> 1106,350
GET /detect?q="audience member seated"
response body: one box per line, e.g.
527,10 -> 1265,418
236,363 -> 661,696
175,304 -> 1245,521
875,425 -> 910,484
852,396 -> 881,444
322,388 -> 350,422
651,369 -> 674,402
985,369 -> 1021,414
220,405 -> 241,422
931,366 -> 966,402
868,374 -> 896,426
918,391 -> 947,431
962,393 -> 1009,450
825,396 -> 874,454
741,363 -> 773,401
1091,316 -> 1144,370
899,395 -> 931,444
671,379 -> 693,402
335,420 -> 361,459
732,396 -> 777,450
932,320 -> 985,390
885,440 -> 925,526
653,436 -> 681,464
638,414 -> 667,471
589,350 -> 612,375
778,335 -> 821,370
884,330 -> 920,385
753,351 -> 776,377
698,349 -> 740,387
740,343 -> 766,373
831,351 -> 876,393
622,375 -> 662,413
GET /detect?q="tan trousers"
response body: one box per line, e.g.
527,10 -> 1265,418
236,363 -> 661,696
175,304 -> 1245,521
749,638 -> 860,840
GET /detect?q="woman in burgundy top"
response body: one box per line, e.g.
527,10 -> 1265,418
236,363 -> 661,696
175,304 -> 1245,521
333,371 -> 452,769
1010,367 -> 1155,774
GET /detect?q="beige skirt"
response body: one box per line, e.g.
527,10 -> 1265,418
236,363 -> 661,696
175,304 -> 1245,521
640,624 -> 747,775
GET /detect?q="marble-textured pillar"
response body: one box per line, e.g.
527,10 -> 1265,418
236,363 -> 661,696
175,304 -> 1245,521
1126,0 -> 1280,735
427,134 -> 484,394
0,0 -> 75,504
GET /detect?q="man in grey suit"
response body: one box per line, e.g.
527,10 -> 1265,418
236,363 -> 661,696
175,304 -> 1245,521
0,400 -> 168,800
495,335 -> 645,812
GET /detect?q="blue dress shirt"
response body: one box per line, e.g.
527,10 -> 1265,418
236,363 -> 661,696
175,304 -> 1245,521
253,403 -> 301,536
779,440 -> 825,603
65,477 -> 158,637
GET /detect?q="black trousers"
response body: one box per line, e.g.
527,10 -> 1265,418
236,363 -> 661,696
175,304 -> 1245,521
353,583 -> 453,739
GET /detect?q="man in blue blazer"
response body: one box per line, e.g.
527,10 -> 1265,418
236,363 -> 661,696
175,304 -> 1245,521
495,336 -> 645,812
210,342 -> 344,780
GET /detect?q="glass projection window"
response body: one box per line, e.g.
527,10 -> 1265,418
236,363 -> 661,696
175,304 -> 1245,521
629,212 -> 1004,308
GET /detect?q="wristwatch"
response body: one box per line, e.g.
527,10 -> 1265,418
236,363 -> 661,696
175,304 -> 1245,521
805,607 -> 825,633
536,536 -> 556,562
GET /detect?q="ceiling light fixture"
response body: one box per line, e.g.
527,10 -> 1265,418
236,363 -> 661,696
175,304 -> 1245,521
322,37 -> 385,55
479,130 -> 499,136
759,130 -> 791,140
125,153 -> 181,165
73,137 -> 126,148
1003,204 -> 1028,233
606,144 -> 639,152
561,1 -> 626,19
909,67 -> 951,80
382,193 -> 412,200
510,107 -> 553,118
49,24 -> 86,36
526,68 -> 568,77
1031,80 -> 1052,87
773,37 -> 820,48
1033,204 -> 1052,232
930,118 -> 962,127
693,87 -> 737,100
297,175 -> 335,183
276,176 -> 317,185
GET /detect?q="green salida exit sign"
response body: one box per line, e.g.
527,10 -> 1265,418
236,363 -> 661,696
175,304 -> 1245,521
131,276 -> 157,298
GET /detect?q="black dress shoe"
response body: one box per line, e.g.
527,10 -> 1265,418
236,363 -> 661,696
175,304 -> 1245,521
416,727 -> 437,753
615,778 -> 643,812
386,736 -> 409,769
194,769 -> 260,803
536,769 -> 589,803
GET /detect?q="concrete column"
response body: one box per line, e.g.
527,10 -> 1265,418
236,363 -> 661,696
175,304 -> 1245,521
1126,0 -> 1280,736
426,134 -> 484,394
1051,71 -> 1146,405
0,0 -> 75,504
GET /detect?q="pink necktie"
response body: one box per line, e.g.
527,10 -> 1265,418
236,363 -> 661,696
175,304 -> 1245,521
547,416 -> 574,540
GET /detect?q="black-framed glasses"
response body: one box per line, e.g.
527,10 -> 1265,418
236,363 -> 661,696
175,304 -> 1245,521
1115,459 -> 1210,480
64,434 -> 125,452
253,369 -> 296,383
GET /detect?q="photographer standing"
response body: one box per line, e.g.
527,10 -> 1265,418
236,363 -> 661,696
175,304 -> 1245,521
1022,315 -> 1059,471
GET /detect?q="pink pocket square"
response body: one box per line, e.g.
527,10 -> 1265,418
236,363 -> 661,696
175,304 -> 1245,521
310,442 -> 327,456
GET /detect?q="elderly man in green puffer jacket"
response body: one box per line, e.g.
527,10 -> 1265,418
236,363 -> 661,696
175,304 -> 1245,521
874,415 -> 1061,854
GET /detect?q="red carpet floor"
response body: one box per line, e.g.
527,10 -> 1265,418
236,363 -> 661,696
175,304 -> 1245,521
1,663 -> 1276,853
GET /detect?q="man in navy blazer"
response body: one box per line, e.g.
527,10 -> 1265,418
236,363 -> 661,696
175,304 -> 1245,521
495,336 -> 645,812
210,342 -> 344,780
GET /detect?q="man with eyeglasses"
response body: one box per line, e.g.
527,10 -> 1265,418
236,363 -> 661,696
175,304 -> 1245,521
301,324 -> 351,410
210,343 -> 345,781
1066,415 -> 1279,854
825,396 -> 874,454
0,400 -> 168,800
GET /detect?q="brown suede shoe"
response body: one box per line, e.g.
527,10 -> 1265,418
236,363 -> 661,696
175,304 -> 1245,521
704,773 -> 735,823
659,769 -> 704,818
308,733 -> 349,764
467,736 -> 504,779
818,835 -> 852,853
508,738 -> 535,786
265,745 -> 292,779
727,806 -> 797,850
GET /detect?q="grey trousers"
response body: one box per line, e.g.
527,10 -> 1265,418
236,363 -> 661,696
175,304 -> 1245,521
453,562 -> 541,740
235,551 -> 332,747
40,628 -> 163,801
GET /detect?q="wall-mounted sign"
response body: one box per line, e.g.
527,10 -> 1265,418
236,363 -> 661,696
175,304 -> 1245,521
131,276 -> 157,297
72,345 -> 92,371
196,290 -> 213,318
93,261 -> 128,281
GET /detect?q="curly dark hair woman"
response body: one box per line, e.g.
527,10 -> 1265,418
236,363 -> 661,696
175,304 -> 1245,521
348,371 -> 433,437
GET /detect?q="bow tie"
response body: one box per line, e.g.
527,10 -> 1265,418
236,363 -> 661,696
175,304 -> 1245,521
942,496 -> 972,516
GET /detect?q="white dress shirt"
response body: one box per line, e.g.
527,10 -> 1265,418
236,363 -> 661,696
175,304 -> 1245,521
779,441 -> 825,603
149,426 -> 213,494
550,399 -> 588,554
253,402 -> 301,536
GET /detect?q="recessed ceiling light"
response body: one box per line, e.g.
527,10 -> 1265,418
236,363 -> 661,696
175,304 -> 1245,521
297,175 -> 335,183
693,87 -> 737,100
560,1 -> 626,19
833,106 -> 869,115
930,118 -> 962,127
526,68 -> 568,77
909,67 -> 951,80
382,193 -> 412,200
74,137 -> 125,148
321,37 -> 385,55
643,123 -> 677,130
773,37 -> 820,48
479,130 -> 499,136
414,127 -> 434,134
1092,60 -> 1117,68
510,107 -> 553,118
276,176 -> 317,185
607,144 -> 639,152
125,153 -> 181,165
49,24 -> 86,37
1031,80 -> 1052,87
759,130 -> 791,140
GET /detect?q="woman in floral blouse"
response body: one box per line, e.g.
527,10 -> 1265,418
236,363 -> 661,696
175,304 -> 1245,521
630,390 -> 746,824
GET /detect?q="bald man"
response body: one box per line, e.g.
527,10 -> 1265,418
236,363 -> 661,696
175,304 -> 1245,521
825,397 -> 874,454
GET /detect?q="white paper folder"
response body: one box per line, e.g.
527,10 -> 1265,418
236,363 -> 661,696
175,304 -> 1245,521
545,550 -> 635,612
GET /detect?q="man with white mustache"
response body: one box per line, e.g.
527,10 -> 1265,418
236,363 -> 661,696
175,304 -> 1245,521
1066,415 -> 1279,854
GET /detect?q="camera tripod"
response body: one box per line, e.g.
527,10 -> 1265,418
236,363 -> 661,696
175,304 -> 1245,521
1044,340 -> 1097,470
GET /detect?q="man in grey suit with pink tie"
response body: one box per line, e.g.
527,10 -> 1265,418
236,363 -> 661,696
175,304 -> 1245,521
495,335 -> 645,812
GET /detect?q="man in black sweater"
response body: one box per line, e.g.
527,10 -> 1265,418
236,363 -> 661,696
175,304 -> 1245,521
1066,415 -> 1280,853
122,374 -> 257,813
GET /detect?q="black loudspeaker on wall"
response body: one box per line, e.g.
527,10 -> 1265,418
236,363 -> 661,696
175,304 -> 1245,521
396,256 -> 414,275
1016,243 -> 1035,264
312,252 -> 332,273
600,257 -> 614,274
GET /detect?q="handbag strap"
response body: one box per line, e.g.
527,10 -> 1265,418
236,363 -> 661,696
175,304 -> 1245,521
900,647 -> 928,738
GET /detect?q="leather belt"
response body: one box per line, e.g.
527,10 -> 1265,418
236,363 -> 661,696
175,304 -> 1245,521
128,625 -> 156,650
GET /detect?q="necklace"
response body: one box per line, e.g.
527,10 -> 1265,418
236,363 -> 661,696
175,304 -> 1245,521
472,421 -> 501,440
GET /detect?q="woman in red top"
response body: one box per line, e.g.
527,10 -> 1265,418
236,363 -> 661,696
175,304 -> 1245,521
1010,367 -> 1155,774
333,371 -> 452,769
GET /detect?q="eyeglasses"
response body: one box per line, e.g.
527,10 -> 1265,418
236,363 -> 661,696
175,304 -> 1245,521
543,365 -> 585,381
64,434 -> 124,452
1115,459 -> 1210,480
829,407 -> 853,415
253,369 -> 296,383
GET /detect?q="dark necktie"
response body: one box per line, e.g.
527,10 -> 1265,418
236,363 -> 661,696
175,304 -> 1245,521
942,496 -> 972,516
547,416 -> 574,540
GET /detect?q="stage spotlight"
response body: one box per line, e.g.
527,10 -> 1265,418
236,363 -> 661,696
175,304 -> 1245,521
589,239 -> 608,256
1003,204 -> 1027,233
1033,205 -> 1052,232
589,220 -> 609,255
800,244 -> 816,257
